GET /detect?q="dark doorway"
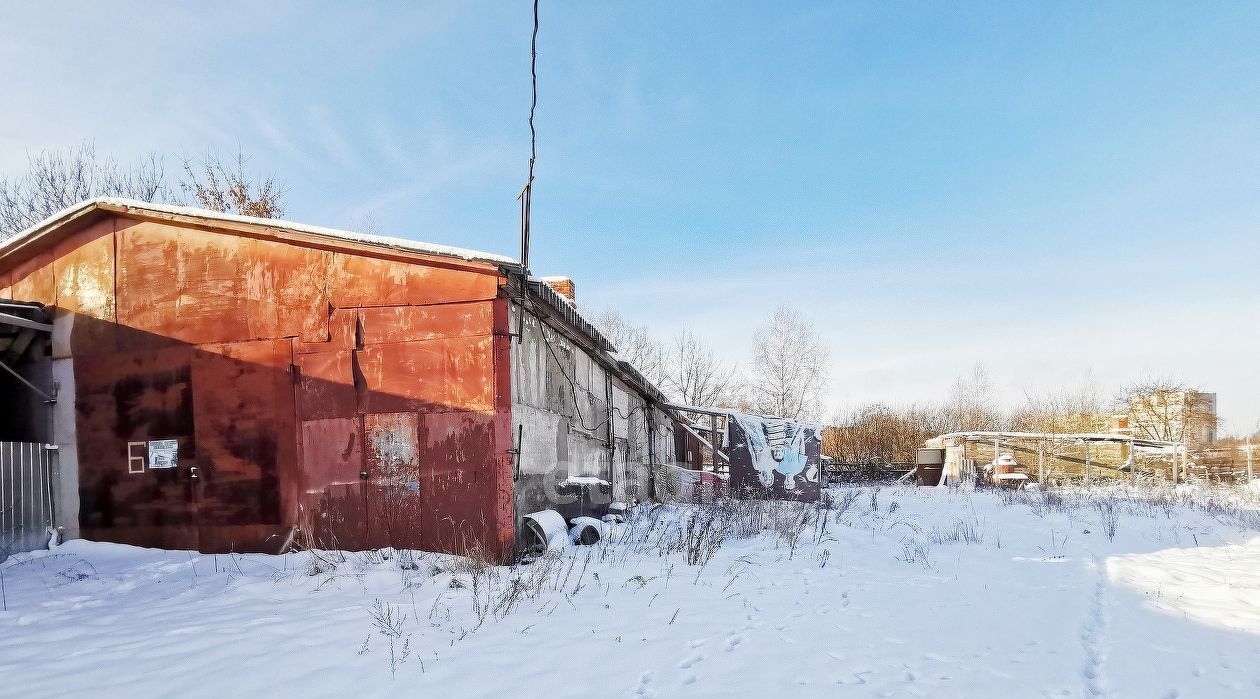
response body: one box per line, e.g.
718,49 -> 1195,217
0,301 -> 54,443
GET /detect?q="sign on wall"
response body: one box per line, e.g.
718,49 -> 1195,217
727,412 -> 821,501
147,439 -> 180,469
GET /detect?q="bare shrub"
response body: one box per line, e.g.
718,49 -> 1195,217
369,599 -> 410,680
825,403 -> 947,466
1093,500 -> 1119,541
928,517 -> 985,545
680,508 -> 725,566
282,523 -> 346,578
180,149 -> 284,218
776,505 -> 815,558
898,539 -> 932,569
1025,488 -> 1075,518
832,489 -> 862,523
445,543 -> 497,577
397,549 -> 420,571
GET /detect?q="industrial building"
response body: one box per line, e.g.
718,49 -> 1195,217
0,198 -> 678,561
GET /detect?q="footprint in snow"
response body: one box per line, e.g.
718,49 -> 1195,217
678,653 -> 705,669
725,635 -> 744,651
632,671 -> 657,698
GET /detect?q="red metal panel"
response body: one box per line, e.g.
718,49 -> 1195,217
115,219 -> 241,344
363,412 -> 422,549
50,219 -> 115,318
191,339 -> 295,552
299,417 -> 368,550
5,252 -> 56,306
74,343 -> 200,550
51,220 -> 118,355
296,349 -> 358,420
301,418 -> 362,489
490,296 -> 516,561
294,308 -> 358,355
115,219 -> 331,346
329,253 -> 499,308
358,336 -> 496,414
358,301 -> 495,345
232,233 -> 333,343
417,411 -> 500,555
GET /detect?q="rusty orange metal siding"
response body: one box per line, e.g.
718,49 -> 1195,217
1,210 -> 517,560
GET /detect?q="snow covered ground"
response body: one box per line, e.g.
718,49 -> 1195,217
3,482 -> 1260,698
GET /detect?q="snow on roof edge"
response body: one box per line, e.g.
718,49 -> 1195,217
0,197 -> 520,266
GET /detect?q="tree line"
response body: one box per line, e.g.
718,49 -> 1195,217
595,305 -> 831,423
824,369 -> 1229,465
0,142 -> 284,239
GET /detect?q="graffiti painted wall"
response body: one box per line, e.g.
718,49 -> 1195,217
726,412 -> 822,501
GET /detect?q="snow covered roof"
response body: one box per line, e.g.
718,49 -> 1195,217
526,276 -> 611,349
0,197 -> 519,267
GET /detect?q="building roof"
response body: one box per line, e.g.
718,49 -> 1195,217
526,276 -> 611,350
934,430 -> 1183,449
0,197 -> 519,267
1,198 -> 680,409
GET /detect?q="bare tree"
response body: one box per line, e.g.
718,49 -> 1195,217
748,306 -> 830,421
0,143 -> 285,240
666,329 -> 740,408
941,363 -> 1005,431
179,149 -> 284,218
1011,380 -> 1108,434
592,309 -> 669,389
1115,376 -> 1217,446
0,142 -> 172,239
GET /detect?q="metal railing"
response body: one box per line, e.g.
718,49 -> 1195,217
1,442 -> 57,562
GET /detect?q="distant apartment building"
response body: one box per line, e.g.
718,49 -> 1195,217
1127,390 -> 1217,448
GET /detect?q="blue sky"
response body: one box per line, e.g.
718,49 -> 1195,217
2,1 -> 1258,430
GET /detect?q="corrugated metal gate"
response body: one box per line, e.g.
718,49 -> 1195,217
0,442 -> 56,562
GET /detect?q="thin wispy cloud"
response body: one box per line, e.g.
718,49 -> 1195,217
1,2 -> 1256,429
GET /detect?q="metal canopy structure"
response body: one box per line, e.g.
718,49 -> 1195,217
0,300 -> 54,401
935,430 -> 1182,450
931,430 -> 1190,486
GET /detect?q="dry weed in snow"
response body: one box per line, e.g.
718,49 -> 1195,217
2,482 -> 1260,697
